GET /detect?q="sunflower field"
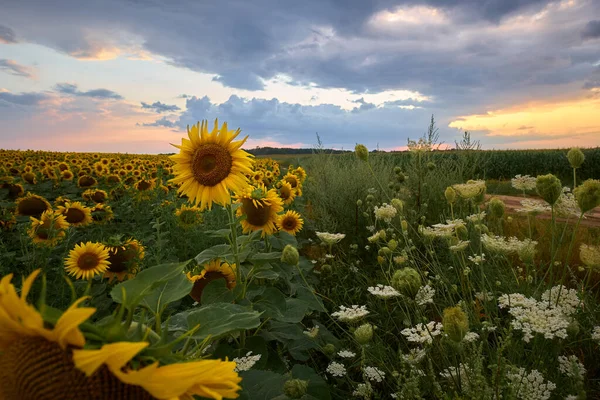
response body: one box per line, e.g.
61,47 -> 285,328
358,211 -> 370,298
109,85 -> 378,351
1,120 -> 600,399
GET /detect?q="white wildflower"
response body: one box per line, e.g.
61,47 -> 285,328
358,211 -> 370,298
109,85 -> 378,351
401,321 -> 444,345
325,253 -> 335,259
475,291 -> 494,301
462,332 -> 480,343
326,361 -> 347,377
352,382 -> 373,399
555,187 -> 582,218
303,325 -> 319,338
466,211 -> 486,222
592,326 -> 600,342
366,225 -> 375,232
367,284 -> 401,299
233,351 -> 262,372
374,203 -> 397,223
511,174 -> 537,191
338,350 -> 356,358
540,285 -> 581,316
331,305 -> 370,322
363,366 -> 385,383
401,348 -> 427,364
453,180 -> 486,199
449,240 -> 470,252
507,368 -> 556,400
468,254 -> 486,265
558,355 -> 586,380
415,285 -> 435,306
316,231 -> 346,245
516,199 -> 551,214
367,230 -> 386,243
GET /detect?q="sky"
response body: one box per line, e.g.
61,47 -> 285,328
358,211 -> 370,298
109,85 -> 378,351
0,0 -> 599,153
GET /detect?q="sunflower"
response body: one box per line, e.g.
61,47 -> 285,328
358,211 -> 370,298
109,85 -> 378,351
278,181 -> 296,205
276,210 -> 304,236
92,203 -> 114,224
65,242 -> 111,280
107,174 -> 121,184
282,172 -> 301,193
61,169 -> 75,180
21,171 -> 36,184
104,239 -> 145,282
28,210 -> 70,246
58,162 -> 70,171
251,170 -> 264,185
175,204 -> 204,228
58,201 -> 93,226
235,184 -> 284,236
292,166 -> 307,183
135,178 -> 155,192
187,259 -> 237,302
54,195 -> 71,207
83,188 -> 108,203
15,192 -> 52,217
4,182 -> 24,199
78,175 -> 97,188
170,119 -> 254,211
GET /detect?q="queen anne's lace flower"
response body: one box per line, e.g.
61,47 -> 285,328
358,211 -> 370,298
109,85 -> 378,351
233,351 -> 262,372
367,284 -> 401,299
374,203 -> 397,223
338,350 -> 356,358
462,332 -> 480,343
415,285 -> 435,306
326,361 -> 347,377
449,240 -> 470,252
352,382 -> 373,399
468,254 -> 486,265
558,355 -> 586,380
481,234 -> 538,256
316,231 -> 346,244
580,244 -> 600,268
363,366 -> 385,383
592,326 -> 600,342
516,199 -> 551,214
401,348 -> 427,364
466,212 -> 486,222
303,325 -> 319,338
506,368 -> 556,400
512,174 -> 537,191
331,305 -> 369,322
401,321 -> 443,345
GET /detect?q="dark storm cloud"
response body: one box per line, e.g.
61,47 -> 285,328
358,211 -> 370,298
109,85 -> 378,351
141,101 -> 181,113
0,59 -> 34,78
581,20 -> 600,39
54,83 -> 123,100
0,91 -> 48,106
0,25 -> 17,43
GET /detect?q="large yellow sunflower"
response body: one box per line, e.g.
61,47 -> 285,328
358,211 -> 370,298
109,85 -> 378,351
170,119 -> 254,211
104,239 -> 145,282
278,181 -> 296,205
0,270 -> 241,399
15,192 -> 52,217
65,242 -> 111,280
28,210 -> 70,247
187,259 -> 237,302
235,185 -> 284,236
276,210 -> 304,236
58,201 -> 93,226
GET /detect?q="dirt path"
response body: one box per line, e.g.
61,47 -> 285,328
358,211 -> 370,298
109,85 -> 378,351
486,194 -> 600,228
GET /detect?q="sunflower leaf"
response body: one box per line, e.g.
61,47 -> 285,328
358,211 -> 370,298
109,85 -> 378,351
185,303 -> 262,339
194,244 -> 232,265
139,271 -> 192,316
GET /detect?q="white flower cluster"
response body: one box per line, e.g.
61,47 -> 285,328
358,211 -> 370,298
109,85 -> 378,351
415,285 -> 435,306
449,240 -> 470,252
316,231 -> 346,244
401,348 -> 427,364
420,220 -> 463,239
453,180 -> 486,199
555,187 -> 582,218
233,351 -> 262,372
363,366 -> 385,383
468,254 -> 486,265
331,305 -> 370,322
506,368 -> 556,400
462,332 -> 480,343
558,355 -> 586,380
481,234 -> 538,256
367,284 -> 401,299
374,203 -> 397,223
303,325 -> 319,338
401,321 -> 444,345
440,363 -> 470,386
580,244 -> 600,268
516,199 -> 551,214
466,211 -> 486,222
498,286 -> 581,342
367,229 -> 386,243
511,174 -> 537,191
352,382 -> 373,399
592,326 -> 600,342
326,361 -> 347,377
338,349 -> 356,358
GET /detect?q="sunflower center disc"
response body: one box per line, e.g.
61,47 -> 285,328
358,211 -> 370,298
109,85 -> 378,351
65,208 -> 86,223
242,199 -> 272,226
78,252 -> 100,270
18,198 -> 48,216
191,144 -> 233,187
283,217 -> 296,230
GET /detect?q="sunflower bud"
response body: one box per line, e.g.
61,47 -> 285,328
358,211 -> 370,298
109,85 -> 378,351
354,323 -> 374,345
567,147 -> 585,169
536,174 -> 562,205
444,187 -> 457,205
322,343 -> 336,356
391,267 -> 421,297
284,379 -> 309,399
488,197 -> 505,218
366,194 -> 374,203
356,199 -> 363,207
574,179 -> 600,214
281,244 -> 300,265
355,144 -> 369,162
443,306 -> 469,342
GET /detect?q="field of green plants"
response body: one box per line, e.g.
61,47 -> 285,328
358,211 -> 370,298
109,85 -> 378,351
1,119 -> 600,399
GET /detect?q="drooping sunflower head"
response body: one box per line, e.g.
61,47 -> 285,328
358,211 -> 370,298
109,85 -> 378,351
235,184 -> 284,237
82,189 -> 108,203
58,201 -> 93,227
175,204 -> 204,228
15,192 -> 52,217
91,204 -> 114,224
28,210 -> 70,247
278,181 -> 296,205
104,239 -> 145,282
276,210 -> 304,236
283,172 -> 302,195
65,241 -> 111,280
61,169 -> 74,181
187,259 -> 237,302
77,175 -> 97,188
169,119 -> 254,211
135,178 -> 155,192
